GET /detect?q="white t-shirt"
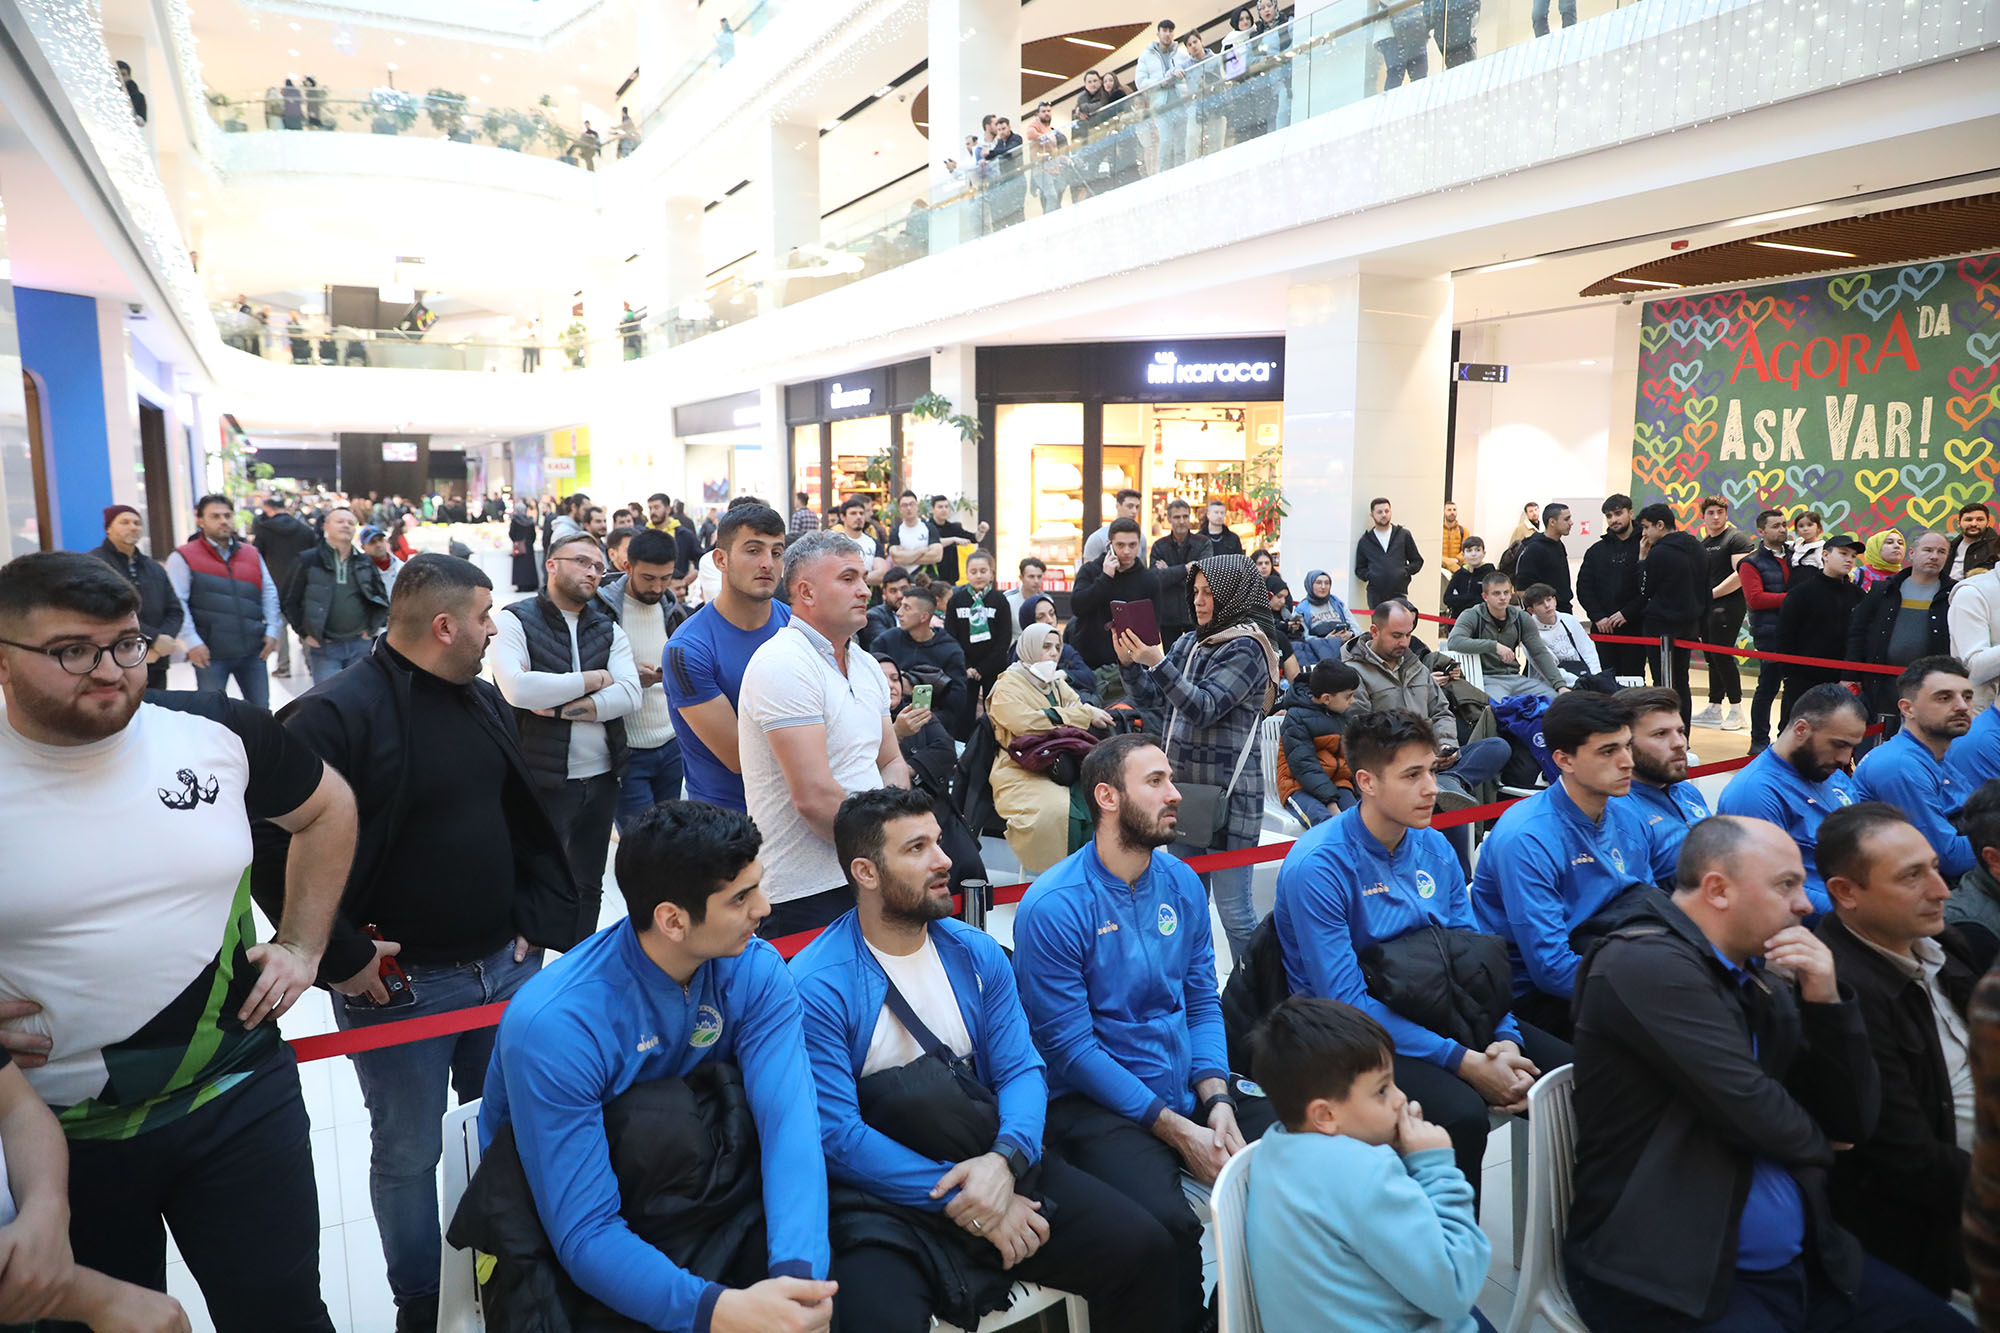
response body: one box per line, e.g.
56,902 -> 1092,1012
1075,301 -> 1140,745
738,621 -> 892,903
895,522 -> 931,557
861,934 -> 973,1076
618,595 -> 677,750
846,530 -> 880,561
0,694 -> 324,1137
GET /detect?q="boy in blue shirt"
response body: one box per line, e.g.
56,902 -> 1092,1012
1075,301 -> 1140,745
1470,692 -> 1659,1038
1244,997 -> 1496,1333
480,801 -> 834,1333
1618,685 -> 1714,879
1276,707 -> 1566,1205
665,502 -> 791,810
793,787 -> 1174,1332
1717,682 -> 1867,915
1013,734 -> 1275,1333
1853,656 -> 1977,878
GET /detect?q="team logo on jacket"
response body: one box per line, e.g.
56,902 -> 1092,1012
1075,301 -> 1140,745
1608,847 -> 1626,875
1682,798 -> 1708,820
1532,732 -> 1546,749
1414,870 -> 1437,900
1157,904 -> 1179,936
690,1004 -> 723,1049
1832,787 -> 1853,807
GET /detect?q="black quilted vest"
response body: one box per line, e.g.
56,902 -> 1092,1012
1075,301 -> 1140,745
501,595 -> 627,788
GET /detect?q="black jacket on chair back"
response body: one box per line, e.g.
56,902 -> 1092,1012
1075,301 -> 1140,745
502,594 -> 628,787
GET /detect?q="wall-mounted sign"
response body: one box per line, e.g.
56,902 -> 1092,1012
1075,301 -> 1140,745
1100,338 -> 1286,402
381,441 -> 418,462
1456,363 -> 1509,383
815,365 -> 888,420
675,390 -> 764,436
827,381 -> 873,410
732,405 -> 763,428
1145,351 -> 1278,387
544,456 -> 576,478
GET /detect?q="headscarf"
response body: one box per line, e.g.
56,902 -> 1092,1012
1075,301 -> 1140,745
1860,530 -> 1904,576
1016,593 -> 1055,629
1188,553 -> 1266,641
1263,571 -> 1292,610
1016,622 -> 1062,671
1302,569 -> 1332,607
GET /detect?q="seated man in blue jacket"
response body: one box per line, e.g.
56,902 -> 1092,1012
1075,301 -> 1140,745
1853,655 -> 1977,879
1275,707 -> 1569,1207
793,787 -> 1174,1333
1012,734 -> 1276,1333
480,801 -> 836,1333
1718,681 -> 1866,917
1471,692 -> 1660,1040
1617,685 -> 1714,880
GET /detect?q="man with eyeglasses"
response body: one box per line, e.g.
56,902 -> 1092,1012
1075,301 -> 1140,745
491,532 -> 641,939
0,551 -> 356,1331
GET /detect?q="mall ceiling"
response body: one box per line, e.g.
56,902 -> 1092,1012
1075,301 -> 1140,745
1582,191 -> 2000,295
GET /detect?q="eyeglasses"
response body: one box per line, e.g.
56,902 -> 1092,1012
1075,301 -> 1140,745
0,634 -> 153,675
552,556 -> 607,576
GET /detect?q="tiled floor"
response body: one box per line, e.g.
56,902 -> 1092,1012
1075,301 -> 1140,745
155,650 -> 1770,1331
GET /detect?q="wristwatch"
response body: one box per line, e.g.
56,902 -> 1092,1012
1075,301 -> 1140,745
1000,1144 -> 1032,1182
1199,1091 -> 1237,1122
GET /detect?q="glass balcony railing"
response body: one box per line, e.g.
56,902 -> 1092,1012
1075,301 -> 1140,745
212,305 -> 678,370
635,0 -> 782,143
203,88 -> 621,165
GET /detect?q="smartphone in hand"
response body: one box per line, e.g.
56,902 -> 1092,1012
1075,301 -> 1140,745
1110,599 -> 1162,646
911,683 -> 934,711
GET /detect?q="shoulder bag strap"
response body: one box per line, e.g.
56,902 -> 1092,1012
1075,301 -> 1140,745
881,972 -> 957,1065
1165,636 -> 1260,802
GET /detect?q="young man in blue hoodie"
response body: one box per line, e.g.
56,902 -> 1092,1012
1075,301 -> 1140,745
1274,708 -> 1566,1202
1470,692 -> 1660,1039
1012,733 -> 1275,1332
1617,685 -> 1714,880
480,801 -> 835,1333
1245,998 -> 1496,1333
1853,656 -> 1977,879
792,787 -> 1175,1332
1717,681 -> 1866,916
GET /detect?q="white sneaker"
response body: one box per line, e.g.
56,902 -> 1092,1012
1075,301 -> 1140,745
1690,704 -> 1724,728
1720,703 -> 1745,731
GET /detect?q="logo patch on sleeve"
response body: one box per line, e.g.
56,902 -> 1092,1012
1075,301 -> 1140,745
1157,904 -> 1179,936
690,1004 -> 724,1049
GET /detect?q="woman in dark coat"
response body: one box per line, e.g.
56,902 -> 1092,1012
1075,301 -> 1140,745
509,502 -> 539,591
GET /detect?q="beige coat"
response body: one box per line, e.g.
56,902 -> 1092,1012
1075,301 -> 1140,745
987,665 -> 1100,874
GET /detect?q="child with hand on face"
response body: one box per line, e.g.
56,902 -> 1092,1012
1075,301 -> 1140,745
1243,997 -> 1497,1333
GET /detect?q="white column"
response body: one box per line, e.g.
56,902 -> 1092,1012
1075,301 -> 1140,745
917,344 -> 978,507
1605,300 -> 1644,498
926,0 -> 1019,250
755,118 -> 820,317
1281,263 -> 1454,609
660,195 -> 705,314
98,300 -> 142,513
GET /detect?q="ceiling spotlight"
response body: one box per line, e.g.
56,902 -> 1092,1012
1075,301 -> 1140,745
287,48 -> 299,57
393,37 -> 406,46
491,51 -> 504,60
1750,240 -> 1858,258
480,73 -> 492,83
875,85 -> 892,96
386,61 -> 398,71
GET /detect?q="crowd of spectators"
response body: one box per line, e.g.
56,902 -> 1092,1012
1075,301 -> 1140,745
8,473 -> 2000,1333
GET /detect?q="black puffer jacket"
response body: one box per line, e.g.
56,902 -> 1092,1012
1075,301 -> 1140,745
447,1065 -> 768,1333
1359,923 -> 1514,1052
90,542 -> 183,641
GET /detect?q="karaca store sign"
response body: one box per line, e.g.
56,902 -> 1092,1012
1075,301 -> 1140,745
1145,350 -> 1279,387
1629,251 -> 2000,535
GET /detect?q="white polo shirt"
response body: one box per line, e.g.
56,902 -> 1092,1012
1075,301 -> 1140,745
738,619 -> 891,904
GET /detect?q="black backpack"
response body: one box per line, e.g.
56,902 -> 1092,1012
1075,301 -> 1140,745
1498,538 -> 1527,577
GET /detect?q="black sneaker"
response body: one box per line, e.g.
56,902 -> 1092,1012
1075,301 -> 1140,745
395,1294 -> 439,1333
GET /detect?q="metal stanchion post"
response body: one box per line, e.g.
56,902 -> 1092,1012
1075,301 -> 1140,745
1658,635 -> 1676,690
958,878 -> 989,929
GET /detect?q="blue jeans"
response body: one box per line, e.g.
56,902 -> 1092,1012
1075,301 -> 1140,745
1172,841 -> 1258,965
333,941 -> 542,1308
1532,0 -> 1577,34
1569,1253 -> 1965,1332
305,636 -> 371,686
1287,788 -> 1357,827
1440,736 -> 1510,791
193,654 -> 269,708
616,738 -> 684,834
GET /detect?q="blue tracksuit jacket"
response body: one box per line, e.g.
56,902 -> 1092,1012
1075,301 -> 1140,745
1716,744 -> 1857,915
1469,779 -> 1656,1001
481,922 -> 828,1333
1012,841 -> 1228,1126
791,912 -> 1045,1210
1855,727 -> 1976,878
1948,703 -> 2000,793
1275,807 -> 1521,1073
1626,778 -> 1713,882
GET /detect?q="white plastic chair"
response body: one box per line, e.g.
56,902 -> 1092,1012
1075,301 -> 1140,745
439,1099 -> 485,1333
1258,714 -> 1304,836
1210,1140 -> 1262,1333
1447,649 -> 1485,692
937,1281 -> 1090,1331
1504,1064 -> 1587,1333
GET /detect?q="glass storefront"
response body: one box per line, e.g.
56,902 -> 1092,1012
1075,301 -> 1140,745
783,359 -> 930,522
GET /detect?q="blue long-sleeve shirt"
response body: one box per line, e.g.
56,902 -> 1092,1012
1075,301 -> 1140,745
1948,703 -> 2000,792
1855,727 -> 1976,878
1625,778 -> 1713,883
791,912 -> 1045,1210
1469,779 -> 1656,1001
1274,808 -> 1520,1073
1717,745 -> 1857,915
1012,841 -> 1228,1127
1245,1129 -> 1488,1333
480,923 -> 829,1333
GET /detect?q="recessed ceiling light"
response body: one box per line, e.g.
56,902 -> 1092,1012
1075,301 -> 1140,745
1021,67 -> 1063,79
875,85 -> 892,96
1614,277 -> 1684,288
393,37 -> 406,46
288,21 -> 301,30
480,73 -> 492,83
1726,206 -> 1817,227
386,61 -> 398,71
1750,240 -> 1858,258
564,85 -> 579,95
1065,36 -> 1115,49
1579,359 -> 1597,366
491,51 -> 504,60
186,189 -> 200,199
1475,257 -> 1540,274
287,48 -> 299,57
822,119 -> 839,130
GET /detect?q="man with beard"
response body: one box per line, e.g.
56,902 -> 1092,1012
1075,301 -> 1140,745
90,504 -> 182,689
491,532 -> 642,939
166,494 -> 282,708
667,503 -> 791,811
250,555 -> 579,1333
1012,735 -> 1276,1333
0,552 -> 356,1331
1576,494 -> 1646,679
792,788 -> 1177,1333
1854,656 -> 1979,878
1718,681 -> 1866,916
1617,685 -> 1713,880
598,529 -> 692,831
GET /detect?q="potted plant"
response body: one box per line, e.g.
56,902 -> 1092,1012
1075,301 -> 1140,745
481,109 -> 510,147
561,321 -> 588,367
909,391 -> 983,445
425,89 -> 471,141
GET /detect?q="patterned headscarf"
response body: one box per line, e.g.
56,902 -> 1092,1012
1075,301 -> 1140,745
1188,554 -> 1266,641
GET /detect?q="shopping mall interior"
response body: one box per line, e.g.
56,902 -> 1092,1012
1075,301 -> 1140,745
2,0 -> 1999,1329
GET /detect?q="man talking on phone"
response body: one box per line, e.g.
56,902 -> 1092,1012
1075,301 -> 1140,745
1070,518 -> 1157,678
252,554 -> 582,1333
